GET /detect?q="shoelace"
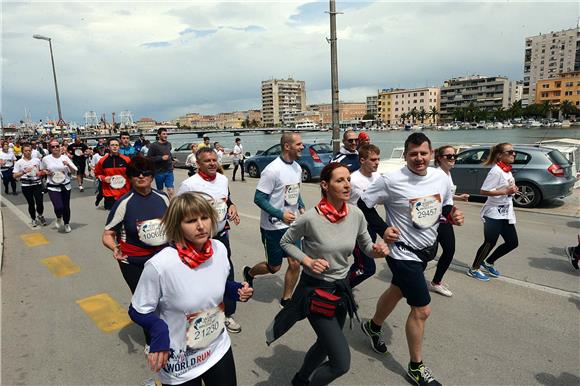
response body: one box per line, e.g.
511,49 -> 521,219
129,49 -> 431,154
420,366 -> 436,383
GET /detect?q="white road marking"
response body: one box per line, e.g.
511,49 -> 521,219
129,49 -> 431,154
0,194 -> 36,230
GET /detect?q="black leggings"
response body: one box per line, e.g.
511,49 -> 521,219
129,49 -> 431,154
1,168 -> 16,193
47,188 -> 71,224
214,231 -> 236,317
22,184 -> 44,219
163,347 -> 237,386
471,217 -> 519,269
232,160 -> 244,180
296,305 -> 350,386
432,222 -> 455,284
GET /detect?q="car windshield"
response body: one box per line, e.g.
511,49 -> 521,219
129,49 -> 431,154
547,149 -> 570,166
310,144 -> 332,153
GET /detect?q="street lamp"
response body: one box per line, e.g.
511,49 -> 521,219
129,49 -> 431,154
33,34 -> 64,137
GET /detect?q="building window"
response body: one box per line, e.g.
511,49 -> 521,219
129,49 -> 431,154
420,99 -> 424,103
420,92 -> 424,96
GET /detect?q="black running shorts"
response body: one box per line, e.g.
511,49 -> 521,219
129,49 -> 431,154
386,256 -> 430,307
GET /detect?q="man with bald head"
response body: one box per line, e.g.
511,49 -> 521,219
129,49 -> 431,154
331,129 -> 360,172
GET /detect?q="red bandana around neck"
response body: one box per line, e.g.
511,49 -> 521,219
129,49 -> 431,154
497,161 -> 512,173
197,170 -> 216,182
175,239 -> 213,269
317,197 -> 348,223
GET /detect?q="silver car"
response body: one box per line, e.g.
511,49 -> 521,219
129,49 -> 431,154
172,142 -> 233,169
451,145 -> 576,208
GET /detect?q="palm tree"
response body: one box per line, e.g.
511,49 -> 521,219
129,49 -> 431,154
400,112 -> 408,124
429,106 -> 439,125
559,100 -> 577,119
508,100 -> 523,119
409,107 -> 418,124
418,107 -> 427,124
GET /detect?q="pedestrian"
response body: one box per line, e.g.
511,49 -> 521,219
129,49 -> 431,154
94,138 -> 131,210
231,137 -> 245,182
41,139 -> 78,233
243,132 -> 305,308
13,143 -> 46,226
358,133 -> 464,386
427,146 -> 469,296
185,143 -> 198,177
198,136 -> 211,149
134,134 -> 146,153
119,131 -> 137,158
128,192 -> 253,386
565,235 -> 580,270
331,130 -> 359,172
147,128 -> 175,198
91,145 -> 106,207
178,147 -> 243,333
357,131 -> 371,149
67,137 -> 89,192
0,142 -> 17,195
467,142 -> 519,281
140,140 -> 150,156
266,162 -> 388,386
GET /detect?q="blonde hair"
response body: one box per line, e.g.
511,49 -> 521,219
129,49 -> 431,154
483,142 -> 511,166
434,145 -> 455,166
162,192 -> 218,244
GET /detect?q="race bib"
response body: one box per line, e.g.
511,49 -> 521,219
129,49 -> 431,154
27,166 -> 38,177
136,219 -> 166,246
496,205 -> 510,217
214,199 -> 228,221
409,194 -> 442,229
109,175 -> 126,189
186,304 -> 225,350
52,171 -> 66,184
74,149 -> 83,157
284,183 -> 300,206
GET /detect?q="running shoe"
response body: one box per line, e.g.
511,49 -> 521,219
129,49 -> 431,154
141,378 -> 157,386
53,218 -> 64,230
30,219 -> 38,228
224,317 -> 242,333
466,268 -> 490,282
279,298 -> 290,309
407,363 -> 441,386
79,185 -> 84,192
144,344 -> 150,356
427,281 -> 453,297
64,224 -> 72,233
243,265 -> 254,288
481,260 -> 500,277
37,215 -> 47,226
361,320 -> 388,354
565,246 -> 579,270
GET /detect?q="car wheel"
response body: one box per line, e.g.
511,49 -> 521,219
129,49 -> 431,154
514,182 -> 541,208
248,163 -> 260,178
301,167 -> 311,183
222,164 -> 231,170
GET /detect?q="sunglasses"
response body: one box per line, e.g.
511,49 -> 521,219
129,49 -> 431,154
503,150 -> 516,155
442,154 -> 457,160
346,138 -> 359,143
128,170 -> 154,178
50,145 -> 60,148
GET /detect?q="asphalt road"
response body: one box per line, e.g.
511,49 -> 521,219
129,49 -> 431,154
1,168 -> 579,385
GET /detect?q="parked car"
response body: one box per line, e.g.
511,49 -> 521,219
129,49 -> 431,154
451,145 -> 576,208
172,142 -> 233,169
244,143 -> 333,182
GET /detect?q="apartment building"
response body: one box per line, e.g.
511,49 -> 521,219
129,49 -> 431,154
535,71 -> 580,107
261,78 -> 306,126
507,80 -> 524,106
380,87 -> 440,125
523,27 -> 580,105
366,95 -> 378,119
440,76 -> 510,121
309,102 -> 366,125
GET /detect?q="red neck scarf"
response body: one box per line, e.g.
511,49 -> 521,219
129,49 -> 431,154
175,239 -> 213,269
197,170 -> 216,182
497,161 -> 512,173
317,197 -> 348,223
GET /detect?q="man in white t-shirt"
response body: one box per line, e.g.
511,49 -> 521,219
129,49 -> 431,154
358,133 -> 464,386
243,132 -> 305,308
348,144 -> 381,288
177,147 -> 243,334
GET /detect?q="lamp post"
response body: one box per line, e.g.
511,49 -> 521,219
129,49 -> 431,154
33,34 -> 64,138
328,0 -> 341,154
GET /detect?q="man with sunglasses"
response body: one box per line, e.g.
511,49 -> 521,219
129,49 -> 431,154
331,130 -> 360,172
94,138 -> 131,210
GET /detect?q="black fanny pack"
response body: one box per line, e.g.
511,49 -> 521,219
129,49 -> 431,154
395,242 -> 438,263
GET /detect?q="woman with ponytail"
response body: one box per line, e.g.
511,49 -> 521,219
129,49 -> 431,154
467,143 -> 519,281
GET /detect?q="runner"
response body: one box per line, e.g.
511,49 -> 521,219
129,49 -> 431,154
243,132 -> 305,308
13,141 -> 22,160
427,146 -> 469,296
331,130 -> 359,172
119,131 -> 137,158
94,138 -> 131,210
348,144 -> 381,288
358,133 -> 464,386
134,134 -> 146,153
41,139 -> 78,233
147,128 -> 175,198
13,144 -> 46,226
185,143 -> 198,177
266,162 -> 388,386
231,137 -> 245,182
198,136 -> 211,149
467,143 -> 519,281
357,131 -> 371,149
91,145 -> 106,207
178,147 -> 243,333
67,137 -> 88,192
0,142 -> 17,195
128,193 -> 253,386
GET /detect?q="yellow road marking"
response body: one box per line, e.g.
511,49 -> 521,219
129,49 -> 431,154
76,293 -> 132,333
20,233 -> 49,247
41,255 -> 81,277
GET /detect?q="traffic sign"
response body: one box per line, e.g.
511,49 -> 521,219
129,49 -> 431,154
57,118 -> 66,126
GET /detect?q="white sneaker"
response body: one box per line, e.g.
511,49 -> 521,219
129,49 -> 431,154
64,224 -> 72,233
79,185 -> 84,192
224,317 -> 242,333
141,378 -> 157,386
427,280 -> 453,297
53,218 -> 64,230
30,219 -> 38,227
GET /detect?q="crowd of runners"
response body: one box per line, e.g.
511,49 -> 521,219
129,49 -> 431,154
1,128 -> 579,386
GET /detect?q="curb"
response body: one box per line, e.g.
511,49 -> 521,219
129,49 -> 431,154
0,200 -> 3,273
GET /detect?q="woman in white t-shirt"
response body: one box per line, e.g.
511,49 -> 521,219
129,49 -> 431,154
0,142 -> 17,195
468,143 -> 519,282
185,143 -> 198,177
129,192 -> 253,386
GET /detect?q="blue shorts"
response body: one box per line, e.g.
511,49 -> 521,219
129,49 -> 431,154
155,171 -> 174,189
260,228 -> 300,268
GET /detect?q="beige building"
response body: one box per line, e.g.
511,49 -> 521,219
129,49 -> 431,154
523,27 -> 579,105
135,117 -> 156,130
309,102 -> 366,126
261,78 -> 306,126
379,87 -> 440,124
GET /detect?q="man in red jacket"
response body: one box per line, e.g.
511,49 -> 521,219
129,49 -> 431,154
95,138 -> 131,210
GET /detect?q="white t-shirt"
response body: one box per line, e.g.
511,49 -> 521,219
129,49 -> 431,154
13,157 -> 42,186
0,151 -> 16,170
232,144 -> 243,161
177,173 -> 230,233
348,170 -> 381,205
91,153 -> 104,168
185,153 -> 197,167
31,149 -> 44,160
437,167 -> 456,199
256,157 -> 302,231
40,154 -> 78,191
362,166 -> 453,262
480,165 -> 516,224
131,241 -> 231,385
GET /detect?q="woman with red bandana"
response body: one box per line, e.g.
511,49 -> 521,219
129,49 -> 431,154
267,162 -> 388,386
468,143 -> 519,282
129,192 -> 253,386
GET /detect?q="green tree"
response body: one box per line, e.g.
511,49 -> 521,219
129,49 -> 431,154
508,100 -> 523,119
429,106 -> 439,125
363,113 -> 375,120
409,107 -> 418,123
250,119 -> 259,127
400,112 -> 408,124
560,100 -> 579,119
418,107 -> 427,124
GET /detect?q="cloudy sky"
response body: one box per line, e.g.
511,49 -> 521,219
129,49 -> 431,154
1,0 -> 577,124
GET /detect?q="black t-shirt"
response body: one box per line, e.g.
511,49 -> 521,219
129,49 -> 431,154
68,143 -> 88,162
